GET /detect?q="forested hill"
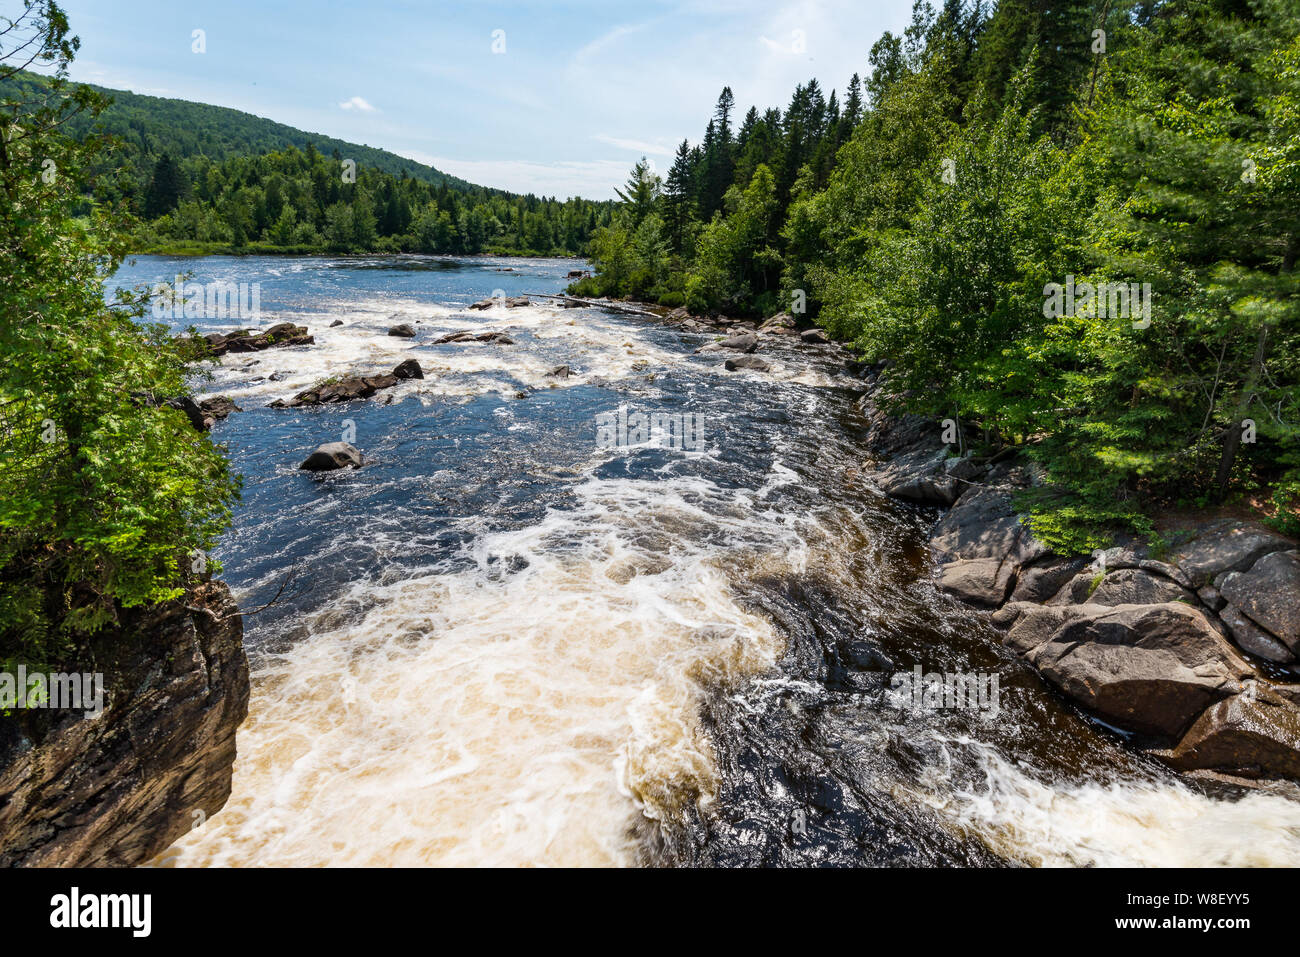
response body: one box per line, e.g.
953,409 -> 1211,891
1,69 -> 474,190
0,69 -> 613,257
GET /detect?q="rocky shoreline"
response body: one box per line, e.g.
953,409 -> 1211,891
852,368 -> 1300,784
0,581 -> 249,866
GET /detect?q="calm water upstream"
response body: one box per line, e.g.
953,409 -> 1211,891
112,254 -> 1300,867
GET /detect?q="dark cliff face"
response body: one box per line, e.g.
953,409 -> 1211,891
0,581 -> 249,866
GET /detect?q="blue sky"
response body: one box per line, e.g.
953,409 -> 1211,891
51,0 -> 914,199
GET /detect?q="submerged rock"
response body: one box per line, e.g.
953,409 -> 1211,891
298,442 -> 363,471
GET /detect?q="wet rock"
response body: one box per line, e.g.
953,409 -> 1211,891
1219,550 -> 1300,651
468,296 -> 529,310
758,312 -> 798,336
164,395 -> 209,431
1167,687 -> 1300,780
994,601 -> 1250,739
724,356 -> 771,372
330,320 -> 344,327
1168,520 -> 1294,588
194,322 -> 313,357
1219,604 -> 1295,664
0,582 -> 249,866
546,365 -> 571,378
387,324 -> 416,338
433,330 -> 515,345
298,442 -> 363,471
199,396 -> 241,421
799,328 -> 830,345
271,375 -> 399,408
701,332 -> 759,354
391,359 -> 424,380
269,371 -> 292,382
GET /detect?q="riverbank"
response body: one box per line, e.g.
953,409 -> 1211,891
0,581 -> 250,866
620,299 -> 1300,785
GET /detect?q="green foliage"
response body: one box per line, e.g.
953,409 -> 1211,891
0,2 -> 240,665
588,0 -> 1299,547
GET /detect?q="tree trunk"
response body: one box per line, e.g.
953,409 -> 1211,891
1214,325 -> 1268,498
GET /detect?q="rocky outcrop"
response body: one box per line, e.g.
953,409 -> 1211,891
269,361 -> 419,408
188,322 -> 313,357
468,296 -> 529,310
724,356 -> 771,372
858,377 -> 1300,782
0,581 -> 249,866
298,442 -> 363,471
270,375 -> 397,408
432,330 -> 515,345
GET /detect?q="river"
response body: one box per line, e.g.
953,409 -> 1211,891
111,254 -> 1300,867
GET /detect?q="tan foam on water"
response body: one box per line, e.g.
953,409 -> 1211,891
161,478 -> 786,867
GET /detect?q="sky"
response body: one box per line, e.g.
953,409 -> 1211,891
47,0 -> 915,200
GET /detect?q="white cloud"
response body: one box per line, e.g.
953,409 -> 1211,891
338,96 -> 376,112
593,134 -> 675,156
398,151 -> 631,200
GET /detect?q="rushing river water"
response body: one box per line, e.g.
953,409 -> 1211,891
114,254 -> 1300,867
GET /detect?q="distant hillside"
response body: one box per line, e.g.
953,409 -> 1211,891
1,70 -> 477,191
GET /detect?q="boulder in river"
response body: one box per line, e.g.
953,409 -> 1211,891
298,442 -> 363,471
433,330 -> 514,345
700,332 -> 759,354
799,328 -> 830,345
1167,686 -> 1300,779
994,600 -> 1251,739
724,356 -> 771,372
270,375 -> 399,408
758,312 -> 798,336
392,359 -> 424,380
546,365 -> 571,378
468,296 -> 530,310
192,322 -> 313,357
387,324 -> 416,338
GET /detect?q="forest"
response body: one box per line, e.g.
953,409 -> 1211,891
1,68 -> 615,256
574,0 -> 1300,549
